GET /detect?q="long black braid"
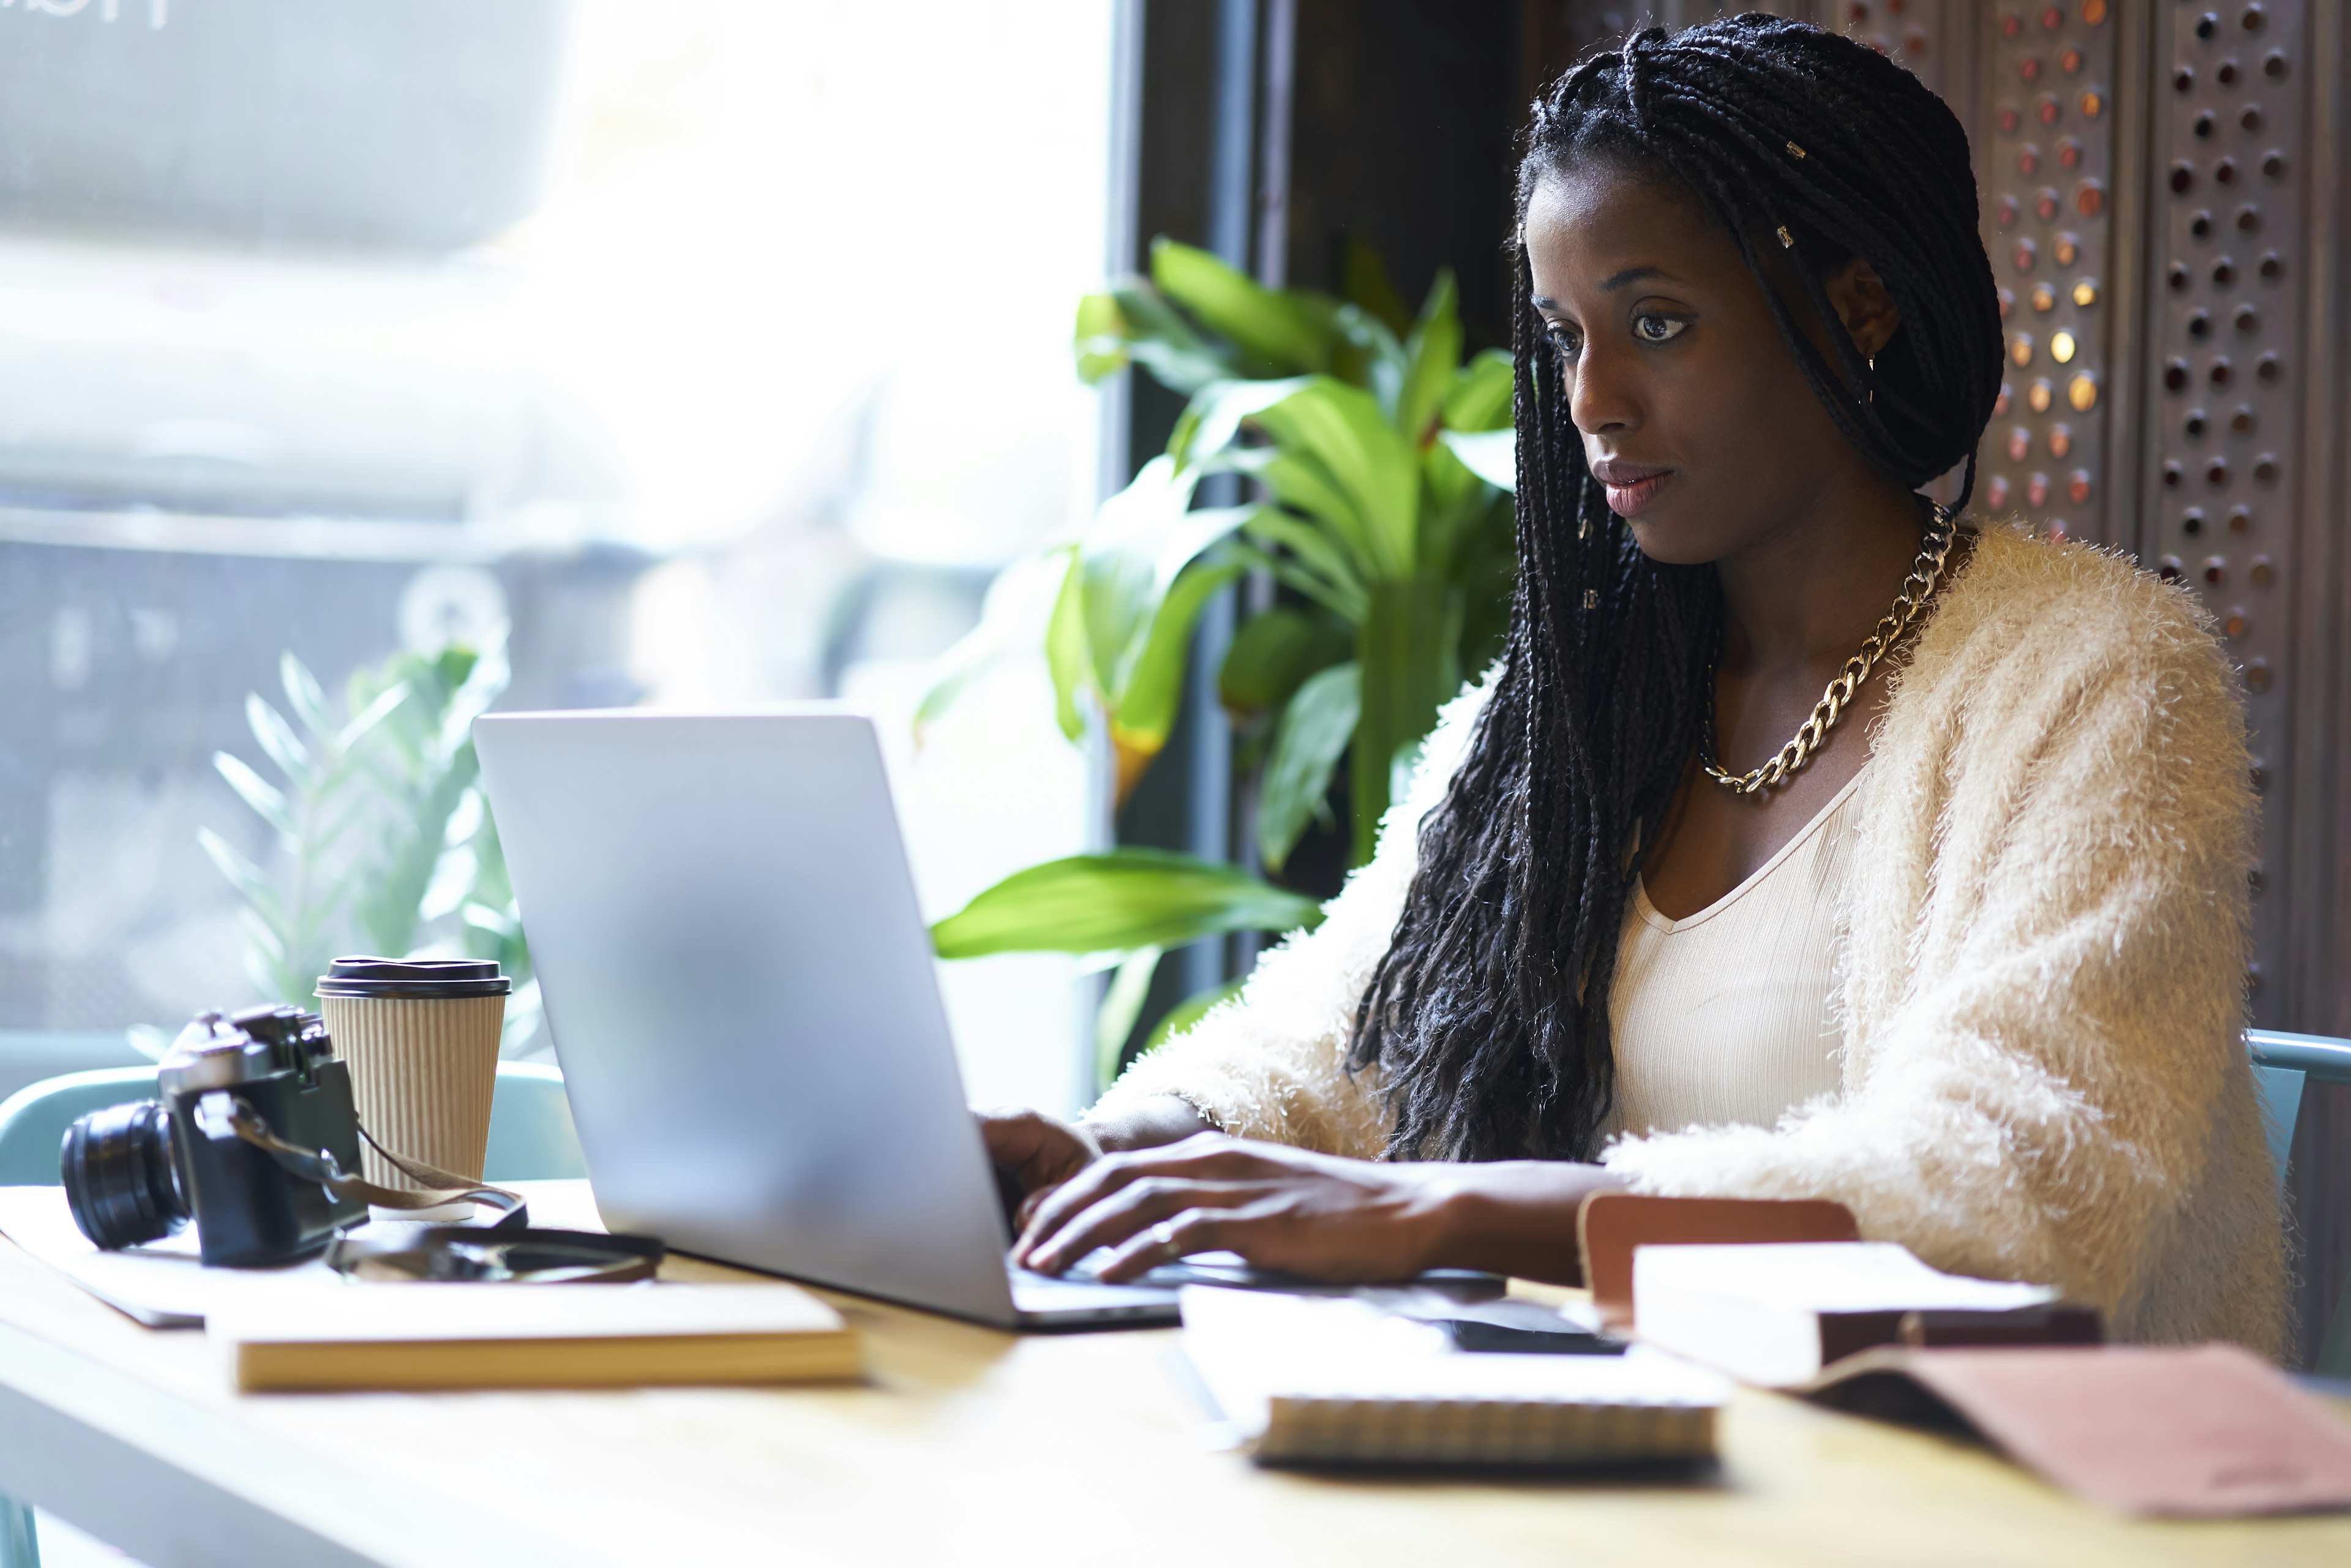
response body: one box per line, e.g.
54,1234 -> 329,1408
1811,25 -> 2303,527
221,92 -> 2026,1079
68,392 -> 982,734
1344,17 -> 2003,1163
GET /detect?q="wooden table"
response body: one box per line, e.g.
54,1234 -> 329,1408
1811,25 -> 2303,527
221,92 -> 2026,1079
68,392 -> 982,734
2,1182 -> 2347,1568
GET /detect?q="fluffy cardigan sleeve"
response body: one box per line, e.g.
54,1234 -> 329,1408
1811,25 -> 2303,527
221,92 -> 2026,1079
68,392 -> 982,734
1095,528 -> 2284,1349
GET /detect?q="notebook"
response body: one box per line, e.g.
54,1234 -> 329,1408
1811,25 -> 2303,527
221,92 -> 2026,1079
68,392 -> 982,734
1177,1285 -> 1727,1467
1630,1241 -> 2094,1388
1576,1192 -> 1862,1332
1808,1343 -> 2351,1517
211,1281 -> 862,1392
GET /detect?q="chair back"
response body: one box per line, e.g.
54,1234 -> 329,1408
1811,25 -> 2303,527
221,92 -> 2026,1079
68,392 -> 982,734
2248,1029 -> 2351,1195
2246,1029 -> 2351,1379
0,1060 -> 585,1186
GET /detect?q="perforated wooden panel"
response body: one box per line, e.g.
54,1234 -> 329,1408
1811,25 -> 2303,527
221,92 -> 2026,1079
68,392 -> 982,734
1832,0 -> 1956,100
2138,1 -> 2309,1016
1977,2 -> 2120,543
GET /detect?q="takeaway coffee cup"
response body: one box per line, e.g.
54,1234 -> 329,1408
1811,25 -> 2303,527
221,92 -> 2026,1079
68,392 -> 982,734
315,957 -> 511,1214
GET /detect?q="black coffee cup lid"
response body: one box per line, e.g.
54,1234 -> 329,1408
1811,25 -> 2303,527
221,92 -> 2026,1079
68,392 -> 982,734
316,956 -> 512,999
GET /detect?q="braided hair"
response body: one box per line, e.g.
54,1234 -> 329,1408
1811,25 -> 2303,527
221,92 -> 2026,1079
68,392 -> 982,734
1344,17 -> 2003,1163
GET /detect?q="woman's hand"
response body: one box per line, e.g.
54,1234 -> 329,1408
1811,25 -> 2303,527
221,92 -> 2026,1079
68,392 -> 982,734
977,1108 -> 1103,1232
978,1095 -> 1218,1231
1013,1133 -> 1460,1284
1011,1134 -> 1630,1286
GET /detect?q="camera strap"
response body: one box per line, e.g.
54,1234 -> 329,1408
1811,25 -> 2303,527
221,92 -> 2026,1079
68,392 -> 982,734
322,1226 -> 664,1284
218,1095 -> 530,1224
220,1095 -> 668,1284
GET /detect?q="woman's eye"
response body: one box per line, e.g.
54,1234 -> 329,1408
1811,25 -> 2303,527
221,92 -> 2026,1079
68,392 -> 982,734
1547,327 -> 1583,359
1634,314 -> 1688,343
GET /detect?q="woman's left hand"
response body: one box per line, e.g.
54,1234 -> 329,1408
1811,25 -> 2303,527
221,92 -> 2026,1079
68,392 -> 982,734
1011,1133 -> 1458,1284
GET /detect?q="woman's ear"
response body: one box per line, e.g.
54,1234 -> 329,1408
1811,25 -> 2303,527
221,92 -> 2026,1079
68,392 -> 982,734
1824,256 -> 1901,359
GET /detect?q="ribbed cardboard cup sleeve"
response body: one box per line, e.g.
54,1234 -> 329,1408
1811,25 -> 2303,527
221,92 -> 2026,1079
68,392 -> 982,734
320,996 -> 505,1189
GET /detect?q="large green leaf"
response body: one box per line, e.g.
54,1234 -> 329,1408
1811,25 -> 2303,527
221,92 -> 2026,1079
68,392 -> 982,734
1333,302 -> 1407,413
1419,437 -> 1493,583
1151,239 -> 1334,376
1071,456 -> 1202,698
1074,280 -> 1239,393
931,849 -> 1323,958
1091,501 -> 1256,698
915,548 -> 1075,743
1259,661 -> 1361,873
1393,271 -> 1461,446
1223,539 -> 1364,626
1444,348 -> 1514,432
1250,378 -> 1421,580
1111,558 -> 1245,769
1351,577 -> 1461,865
1239,504 -> 1371,623
1246,445 -> 1379,583
1218,605 -> 1350,718
1044,547 -> 1089,741
1074,291 -> 1129,383
1169,376 -> 1311,473
1438,428 -> 1516,493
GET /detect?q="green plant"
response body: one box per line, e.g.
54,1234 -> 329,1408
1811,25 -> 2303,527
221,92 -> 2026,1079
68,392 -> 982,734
198,628 -> 541,1054
927,240 -> 1518,1079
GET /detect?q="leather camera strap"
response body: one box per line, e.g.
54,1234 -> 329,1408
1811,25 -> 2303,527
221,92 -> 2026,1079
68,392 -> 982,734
220,1094 -> 667,1283
223,1095 -> 530,1223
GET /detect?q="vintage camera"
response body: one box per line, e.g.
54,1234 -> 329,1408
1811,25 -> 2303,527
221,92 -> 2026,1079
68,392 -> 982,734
61,1005 -> 367,1267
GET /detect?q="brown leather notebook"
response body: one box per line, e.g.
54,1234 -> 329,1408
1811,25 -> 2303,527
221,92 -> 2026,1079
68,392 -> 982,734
1575,1193 -> 1859,1330
1806,1343 -> 2351,1517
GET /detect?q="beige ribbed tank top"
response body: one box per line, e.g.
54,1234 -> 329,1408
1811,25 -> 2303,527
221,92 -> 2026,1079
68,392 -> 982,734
1600,765 -> 1869,1141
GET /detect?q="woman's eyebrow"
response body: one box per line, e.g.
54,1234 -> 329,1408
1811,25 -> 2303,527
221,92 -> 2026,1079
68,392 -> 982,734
1599,264 -> 1674,292
1531,266 -> 1679,311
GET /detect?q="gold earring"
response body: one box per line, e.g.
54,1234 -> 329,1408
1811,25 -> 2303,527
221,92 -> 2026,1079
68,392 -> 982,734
1867,353 -> 1877,405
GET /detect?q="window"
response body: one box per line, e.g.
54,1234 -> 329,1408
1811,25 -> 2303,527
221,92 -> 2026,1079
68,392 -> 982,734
0,0 -> 1114,1112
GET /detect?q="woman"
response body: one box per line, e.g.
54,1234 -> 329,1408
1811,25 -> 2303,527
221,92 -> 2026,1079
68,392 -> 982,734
988,17 -> 2284,1349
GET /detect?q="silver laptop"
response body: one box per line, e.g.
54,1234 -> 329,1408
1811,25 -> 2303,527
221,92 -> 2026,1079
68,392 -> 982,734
473,707 -> 1179,1330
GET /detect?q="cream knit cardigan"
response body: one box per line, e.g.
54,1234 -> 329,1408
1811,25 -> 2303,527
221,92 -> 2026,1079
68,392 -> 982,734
1097,524 -> 2285,1352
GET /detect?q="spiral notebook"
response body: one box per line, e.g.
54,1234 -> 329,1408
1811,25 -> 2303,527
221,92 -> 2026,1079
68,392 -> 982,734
1178,1286 -> 1727,1468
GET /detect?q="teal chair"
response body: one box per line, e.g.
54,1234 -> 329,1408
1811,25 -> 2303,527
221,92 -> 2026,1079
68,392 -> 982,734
0,1060 -> 587,1568
0,1059 -> 585,1187
2249,1029 -> 2351,1379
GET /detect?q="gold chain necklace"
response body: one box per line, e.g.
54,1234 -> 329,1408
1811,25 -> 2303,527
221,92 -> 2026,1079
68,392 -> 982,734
1699,505 -> 1957,797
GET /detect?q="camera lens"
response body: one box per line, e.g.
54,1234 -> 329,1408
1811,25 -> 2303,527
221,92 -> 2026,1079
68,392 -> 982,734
62,1100 -> 190,1250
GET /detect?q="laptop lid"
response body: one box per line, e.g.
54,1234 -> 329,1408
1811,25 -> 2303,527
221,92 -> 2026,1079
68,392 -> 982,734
473,708 -> 1020,1324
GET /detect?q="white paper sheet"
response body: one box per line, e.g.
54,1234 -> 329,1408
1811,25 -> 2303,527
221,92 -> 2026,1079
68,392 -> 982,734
0,1184 -> 350,1326
0,1183 -> 577,1329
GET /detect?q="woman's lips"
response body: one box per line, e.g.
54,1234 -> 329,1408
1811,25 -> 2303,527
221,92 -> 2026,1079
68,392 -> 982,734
1590,459 -> 1674,517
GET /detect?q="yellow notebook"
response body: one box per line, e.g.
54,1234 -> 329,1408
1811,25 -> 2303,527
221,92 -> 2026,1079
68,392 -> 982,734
211,1282 -> 861,1392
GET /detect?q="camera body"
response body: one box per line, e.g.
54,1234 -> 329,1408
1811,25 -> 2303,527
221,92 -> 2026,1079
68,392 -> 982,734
62,1005 -> 367,1267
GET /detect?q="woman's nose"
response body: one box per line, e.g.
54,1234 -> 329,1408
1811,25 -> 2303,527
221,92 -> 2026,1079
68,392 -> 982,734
1569,341 -> 1639,437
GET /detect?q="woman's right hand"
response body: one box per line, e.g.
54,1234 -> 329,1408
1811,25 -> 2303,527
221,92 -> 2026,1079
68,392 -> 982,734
978,1095 -> 1217,1233
978,1108 -> 1104,1232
